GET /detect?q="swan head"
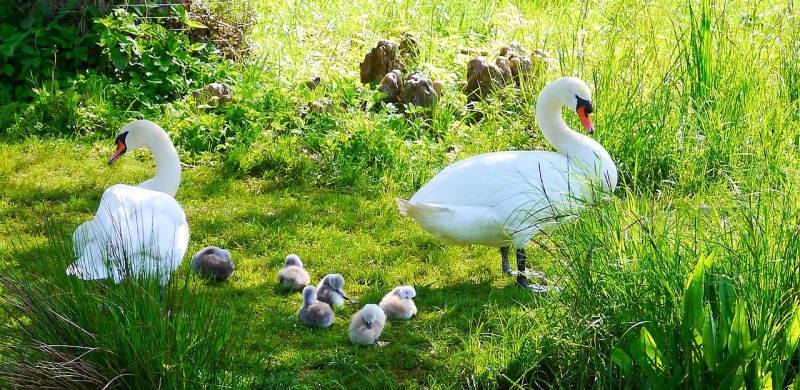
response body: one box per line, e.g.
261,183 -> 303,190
302,285 -> 317,304
545,77 -> 595,134
108,120 -> 162,164
361,304 -> 384,329
284,253 -> 303,268
399,285 -> 416,299
392,285 -> 416,299
323,274 -> 345,290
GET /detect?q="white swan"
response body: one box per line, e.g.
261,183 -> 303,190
191,246 -> 234,283
298,285 -> 335,328
379,285 -> 417,320
397,77 -> 617,290
277,253 -> 310,290
67,120 -> 190,295
316,274 -> 354,308
349,304 -> 387,346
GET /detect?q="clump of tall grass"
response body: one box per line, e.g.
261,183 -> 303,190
0,224 -> 252,389
461,186 -> 800,387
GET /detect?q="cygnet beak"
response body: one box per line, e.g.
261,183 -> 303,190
365,321 -> 373,329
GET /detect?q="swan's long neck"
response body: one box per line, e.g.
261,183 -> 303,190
535,82 -> 618,190
138,126 -> 181,197
535,88 -> 591,159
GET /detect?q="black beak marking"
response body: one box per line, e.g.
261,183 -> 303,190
576,95 -> 593,113
108,131 -> 129,165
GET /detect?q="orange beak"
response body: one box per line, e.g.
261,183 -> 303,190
108,141 -> 126,165
577,106 -> 594,134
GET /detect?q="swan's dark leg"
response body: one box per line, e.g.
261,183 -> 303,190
504,246 -> 545,279
501,246 -> 512,274
515,248 -> 530,288
515,248 -> 557,292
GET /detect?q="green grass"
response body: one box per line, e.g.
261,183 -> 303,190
1,0 -> 800,388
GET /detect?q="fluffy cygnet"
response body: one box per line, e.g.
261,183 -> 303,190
316,273 -> 353,308
379,285 -> 417,320
349,304 -> 387,346
297,286 -> 335,328
191,246 -> 234,282
277,254 -> 310,290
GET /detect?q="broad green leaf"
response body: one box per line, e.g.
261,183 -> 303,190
111,52 -> 127,71
631,327 -> 664,381
718,280 -> 735,349
719,366 -> 746,390
611,348 -> 632,376
759,371 -> 772,390
184,20 -> 207,29
785,304 -> 800,361
190,42 -> 207,52
1,31 -> 31,57
728,301 -> 751,355
683,253 -> 713,338
772,364 -> 785,390
703,306 -> 717,371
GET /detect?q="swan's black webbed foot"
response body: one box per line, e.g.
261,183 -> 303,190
513,248 -> 559,292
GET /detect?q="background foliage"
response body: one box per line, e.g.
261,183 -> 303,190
1,0 -> 799,388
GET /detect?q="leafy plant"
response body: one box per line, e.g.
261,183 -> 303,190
0,1 -> 101,102
95,8 -> 225,107
613,253 -> 800,389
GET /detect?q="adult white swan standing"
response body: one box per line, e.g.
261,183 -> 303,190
68,120 -> 190,300
397,77 -> 617,290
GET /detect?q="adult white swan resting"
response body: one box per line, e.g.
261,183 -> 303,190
67,120 -> 190,300
397,77 -> 617,290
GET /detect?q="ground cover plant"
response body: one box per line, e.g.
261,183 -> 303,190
1,0 -> 799,388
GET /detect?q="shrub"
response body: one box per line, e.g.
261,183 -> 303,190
2,74 -> 121,140
95,8 -> 229,107
0,1 -> 101,102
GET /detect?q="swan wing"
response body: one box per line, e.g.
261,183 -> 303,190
68,184 -> 189,284
397,198 -> 509,246
403,151 -> 601,247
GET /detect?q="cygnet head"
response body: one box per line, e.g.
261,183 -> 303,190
284,253 -> 303,268
361,304 -> 383,329
323,274 -> 345,290
398,285 -> 416,299
302,285 -> 317,305
540,77 -> 594,134
108,119 -> 164,164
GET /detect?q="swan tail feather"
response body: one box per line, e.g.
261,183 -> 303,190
66,254 -> 109,281
396,198 -> 450,217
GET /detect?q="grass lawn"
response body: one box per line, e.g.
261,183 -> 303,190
1,0 -> 799,388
